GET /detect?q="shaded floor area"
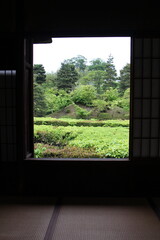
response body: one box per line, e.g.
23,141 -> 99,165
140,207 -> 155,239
0,197 -> 160,240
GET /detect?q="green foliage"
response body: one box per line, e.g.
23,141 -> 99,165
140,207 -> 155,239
34,117 -> 129,127
80,70 -> 106,94
107,107 -> 127,120
34,125 -> 80,146
103,55 -> 117,90
33,57 -> 130,119
33,54 -> 130,158
102,87 -> 119,102
120,88 -> 130,111
55,62 -> 78,91
71,85 -> 97,106
39,145 -> 101,158
45,72 -> 57,87
68,126 -> 129,158
33,64 -> 46,84
34,83 -> 47,117
88,58 -> 106,71
97,113 -> 111,120
118,63 -> 130,95
92,99 -> 107,112
44,88 -> 72,114
34,123 -> 129,158
109,88 -> 130,113
34,143 -> 47,158
74,105 -> 91,119
65,55 -> 87,73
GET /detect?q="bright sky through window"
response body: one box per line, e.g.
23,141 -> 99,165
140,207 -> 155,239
33,37 -> 130,75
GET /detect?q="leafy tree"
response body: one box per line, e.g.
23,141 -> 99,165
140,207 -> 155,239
44,88 -> 59,114
65,55 -> 87,73
88,58 -> 106,71
55,63 -> 79,92
103,55 -> 117,90
74,105 -> 91,119
102,87 -> 119,102
118,63 -> 130,95
92,99 -> 107,112
44,88 -> 72,114
108,88 -> 130,117
71,85 -> 97,106
33,64 -> 46,84
80,70 -> 106,94
120,88 -> 130,112
45,72 -> 57,88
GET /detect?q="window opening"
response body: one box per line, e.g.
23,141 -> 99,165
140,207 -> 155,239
33,37 -> 131,159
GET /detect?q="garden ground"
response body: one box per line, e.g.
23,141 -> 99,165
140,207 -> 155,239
34,118 -> 129,158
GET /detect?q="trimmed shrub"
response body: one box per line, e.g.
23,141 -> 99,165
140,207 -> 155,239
92,99 -> 107,112
38,145 -> 101,158
34,125 -> 80,146
34,125 -> 129,158
71,85 -> 97,106
74,105 -> 91,119
34,117 -> 129,127
45,88 -> 72,114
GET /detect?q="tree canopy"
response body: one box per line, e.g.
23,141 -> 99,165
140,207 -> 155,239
64,55 -> 87,73
33,55 -> 130,119
118,63 -> 130,95
55,62 -> 79,92
33,64 -> 46,84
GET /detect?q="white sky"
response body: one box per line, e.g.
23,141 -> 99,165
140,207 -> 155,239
33,37 -> 131,76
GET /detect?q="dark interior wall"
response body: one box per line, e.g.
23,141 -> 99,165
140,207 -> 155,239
23,2 -> 160,36
0,1 -> 160,197
23,160 -> 160,197
2,2 -> 160,36
0,1 -> 16,33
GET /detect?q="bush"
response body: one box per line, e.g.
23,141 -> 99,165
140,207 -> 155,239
45,88 -> 72,114
74,105 -> 91,119
102,88 -> 119,102
38,145 -> 101,158
34,143 -> 47,158
34,125 -> 129,158
71,85 -> 97,106
120,88 -> 130,112
34,117 -> 129,127
108,106 -> 127,119
68,126 -> 129,158
92,99 -> 107,112
34,125 -> 80,146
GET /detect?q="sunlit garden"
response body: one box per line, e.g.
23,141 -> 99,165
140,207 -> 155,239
33,50 -> 130,158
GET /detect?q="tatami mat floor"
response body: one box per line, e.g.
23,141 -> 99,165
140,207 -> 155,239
0,197 -> 160,240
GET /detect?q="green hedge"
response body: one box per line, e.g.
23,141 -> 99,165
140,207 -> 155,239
34,125 -> 129,158
35,144 -> 101,158
34,117 -> 129,127
34,125 -> 80,146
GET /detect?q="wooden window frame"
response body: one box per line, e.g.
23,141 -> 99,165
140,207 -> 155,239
25,36 -> 132,162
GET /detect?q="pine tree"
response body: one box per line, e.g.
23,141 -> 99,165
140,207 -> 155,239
118,63 -> 130,95
33,64 -> 46,84
103,55 -> 117,91
88,58 -> 106,71
55,63 -> 78,92
33,82 -> 47,117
